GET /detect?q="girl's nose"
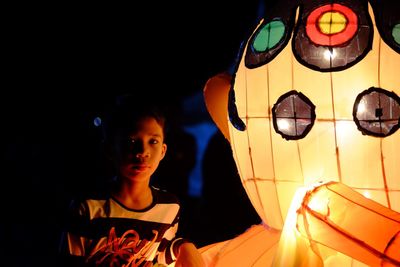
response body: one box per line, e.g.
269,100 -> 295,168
135,143 -> 150,158
135,152 -> 149,159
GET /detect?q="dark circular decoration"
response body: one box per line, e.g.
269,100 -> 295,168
353,87 -> 400,137
272,90 -> 316,140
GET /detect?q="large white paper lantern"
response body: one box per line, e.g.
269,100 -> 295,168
200,0 -> 400,266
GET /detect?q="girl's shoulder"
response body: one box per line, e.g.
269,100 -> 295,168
151,185 -> 181,205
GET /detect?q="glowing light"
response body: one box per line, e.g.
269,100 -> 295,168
277,118 -> 290,130
201,1 -> 400,265
363,190 -> 371,199
93,117 -> 102,127
280,186 -> 308,240
307,187 -> 330,215
323,49 -> 337,60
357,101 -> 366,114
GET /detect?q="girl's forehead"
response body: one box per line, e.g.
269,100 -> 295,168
120,117 -> 164,137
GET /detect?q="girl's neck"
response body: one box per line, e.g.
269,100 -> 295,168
112,178 -> 153,210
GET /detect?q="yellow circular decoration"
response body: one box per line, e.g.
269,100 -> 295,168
318,11 -> 347,34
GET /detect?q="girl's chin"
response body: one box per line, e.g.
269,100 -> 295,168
121,169 -> 153,180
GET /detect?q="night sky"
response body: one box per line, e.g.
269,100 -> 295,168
4,1 -> 263,266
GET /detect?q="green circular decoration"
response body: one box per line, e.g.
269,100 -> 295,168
253,20 -> 285,52
393,23 -> 400,45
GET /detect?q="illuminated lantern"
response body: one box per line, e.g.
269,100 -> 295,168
200,0 -> 400,266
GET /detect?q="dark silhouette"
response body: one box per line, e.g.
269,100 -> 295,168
196,130 -> 261,247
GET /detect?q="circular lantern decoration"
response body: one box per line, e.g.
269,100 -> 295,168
252,20 -> 286,52
293,1 -> 372,71
353,87 -> 400,137
272,91 -> 316,140
306,4 -> 358,46
393,23 -> 400,45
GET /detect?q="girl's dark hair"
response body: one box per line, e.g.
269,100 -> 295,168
101,94 -> 167,143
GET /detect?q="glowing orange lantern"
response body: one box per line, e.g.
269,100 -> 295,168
200,0 -> 400,266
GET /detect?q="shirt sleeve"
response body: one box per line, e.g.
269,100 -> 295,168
157,236 -> 192,265
155,207 -> 191,265
58,199 -> 89,265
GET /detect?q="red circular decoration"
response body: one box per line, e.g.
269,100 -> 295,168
306,4 -> 358,46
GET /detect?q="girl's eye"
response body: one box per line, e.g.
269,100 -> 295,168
150,139 -> 159,144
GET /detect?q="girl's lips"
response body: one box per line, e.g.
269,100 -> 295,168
131,164 -> 150,171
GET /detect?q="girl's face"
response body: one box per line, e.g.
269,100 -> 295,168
112,116 -> 167,183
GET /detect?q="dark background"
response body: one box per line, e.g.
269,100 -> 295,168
3,1 -> 265,266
